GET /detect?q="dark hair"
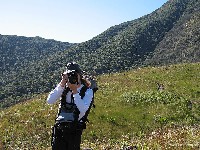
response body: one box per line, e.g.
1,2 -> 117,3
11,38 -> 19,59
66,62 -> 83,75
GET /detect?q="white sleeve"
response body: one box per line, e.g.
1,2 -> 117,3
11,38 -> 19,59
73,88 -> 93,120
46,84 -> 65,104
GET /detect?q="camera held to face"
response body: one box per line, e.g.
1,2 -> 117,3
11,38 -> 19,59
68,71 -> 78,84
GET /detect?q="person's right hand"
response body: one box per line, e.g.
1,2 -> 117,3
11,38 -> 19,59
60,72 -> 68,87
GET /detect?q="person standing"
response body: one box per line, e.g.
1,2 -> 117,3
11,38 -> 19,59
47,62 -> 93,150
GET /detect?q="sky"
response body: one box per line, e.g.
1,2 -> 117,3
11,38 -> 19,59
0,0 -> 168,43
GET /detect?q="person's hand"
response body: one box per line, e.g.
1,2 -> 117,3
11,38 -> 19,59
67,82 -> 78,94
60,72 -> 68,87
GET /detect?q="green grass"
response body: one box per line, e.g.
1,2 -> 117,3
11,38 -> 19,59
0,63 -> 200,149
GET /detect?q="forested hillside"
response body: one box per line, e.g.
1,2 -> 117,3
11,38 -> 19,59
0,0 -> 199,108
65,0 -> 199,73
144,0 -> 200,65
0,35 -> 73,72
0,35 -> 74,107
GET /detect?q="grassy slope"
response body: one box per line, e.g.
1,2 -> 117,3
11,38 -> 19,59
0,63 -> 199,149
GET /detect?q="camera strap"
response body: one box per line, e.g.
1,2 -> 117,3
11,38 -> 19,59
71,93 -> 74,103
61,85 -> 88,106
61,86 -> 70,106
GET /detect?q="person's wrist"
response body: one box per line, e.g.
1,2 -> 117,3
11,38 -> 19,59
60,80 -> 66,87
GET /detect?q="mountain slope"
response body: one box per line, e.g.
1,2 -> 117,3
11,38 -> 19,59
0,35 -> 73,72
60,0 -> 191,74
144,0 -> 200,65
0,63 -> 199,149
0,35 -> 74,107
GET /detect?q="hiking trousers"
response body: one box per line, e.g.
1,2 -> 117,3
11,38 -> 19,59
51,124 -> 83,150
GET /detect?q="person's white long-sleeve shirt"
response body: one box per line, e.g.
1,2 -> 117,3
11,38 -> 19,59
47,84 -> 93,121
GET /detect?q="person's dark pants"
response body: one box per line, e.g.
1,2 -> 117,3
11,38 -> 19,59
52,123 -> 83,150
